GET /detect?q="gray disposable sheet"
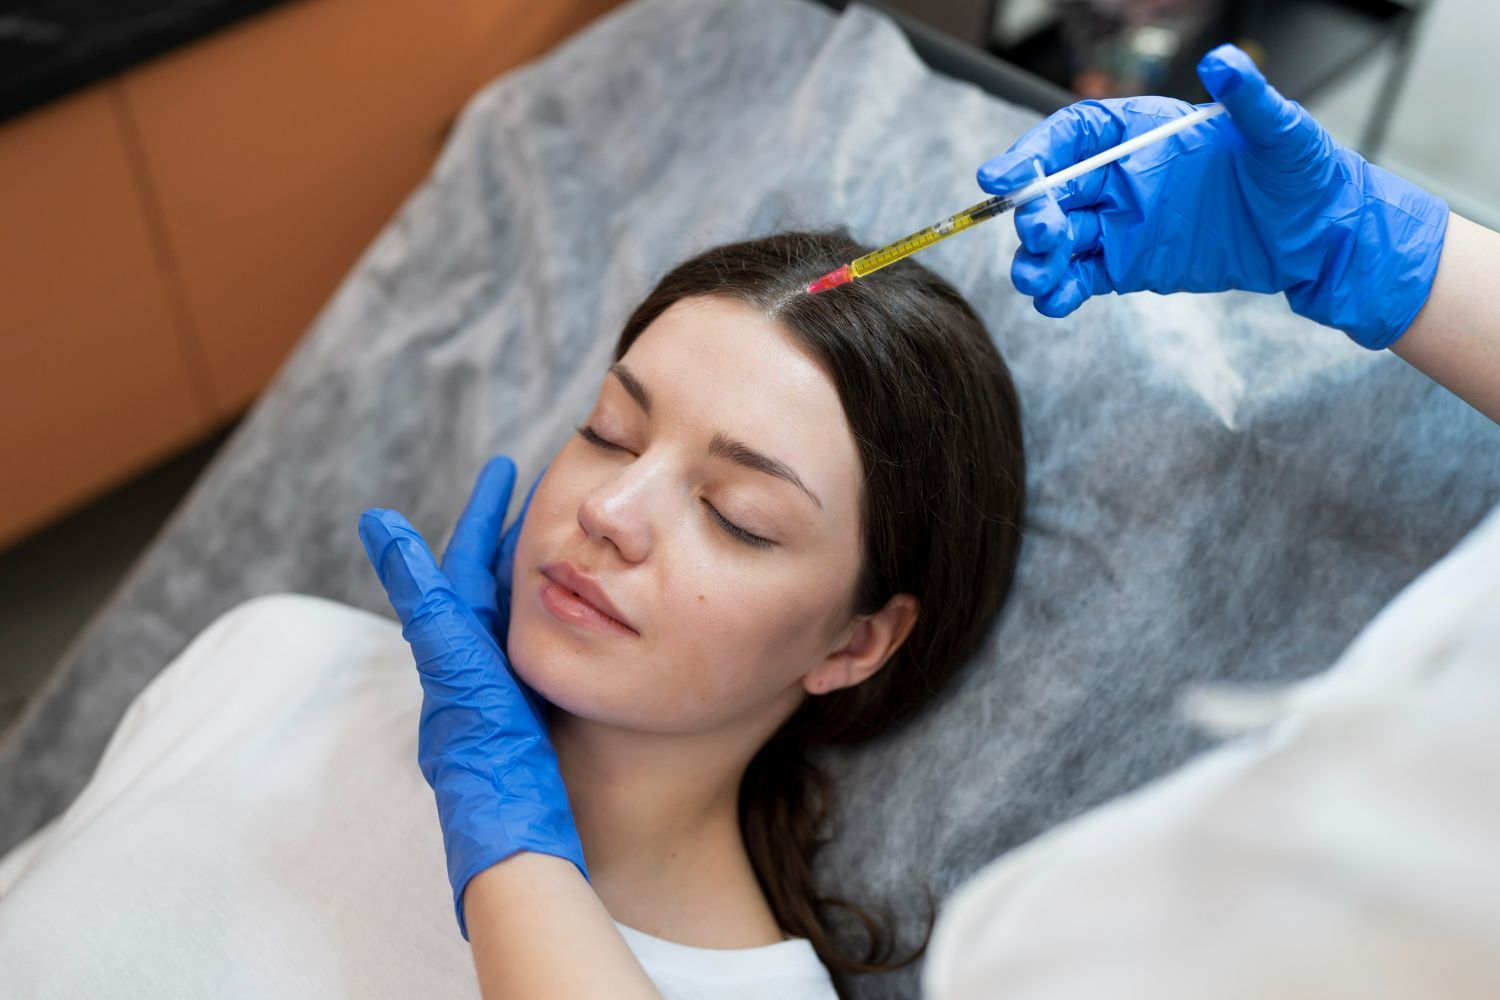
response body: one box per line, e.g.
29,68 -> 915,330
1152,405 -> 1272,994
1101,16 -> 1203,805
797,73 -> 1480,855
3,1 -> 1498,995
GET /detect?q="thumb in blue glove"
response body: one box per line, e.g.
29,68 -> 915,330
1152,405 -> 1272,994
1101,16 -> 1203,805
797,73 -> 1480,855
976,44 -> 1448,349
359,497 -> 586,940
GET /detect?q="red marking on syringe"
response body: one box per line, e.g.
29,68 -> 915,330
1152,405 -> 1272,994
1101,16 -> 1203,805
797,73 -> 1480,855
806,264 -> 853,295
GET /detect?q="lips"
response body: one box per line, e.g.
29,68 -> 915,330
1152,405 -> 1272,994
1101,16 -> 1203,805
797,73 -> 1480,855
540,561 -> 637,634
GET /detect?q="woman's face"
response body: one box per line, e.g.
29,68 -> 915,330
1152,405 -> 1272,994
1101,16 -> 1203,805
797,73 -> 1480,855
507,295 -> 868,736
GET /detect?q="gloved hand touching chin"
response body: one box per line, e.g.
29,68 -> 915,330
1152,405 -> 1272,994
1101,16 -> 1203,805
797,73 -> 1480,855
358,457 -> 587,940
977,43 -> 1450,350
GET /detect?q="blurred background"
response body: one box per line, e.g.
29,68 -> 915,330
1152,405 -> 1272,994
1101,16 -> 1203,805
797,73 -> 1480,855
1,0 -> 1494,736
970,0 -> 1498,227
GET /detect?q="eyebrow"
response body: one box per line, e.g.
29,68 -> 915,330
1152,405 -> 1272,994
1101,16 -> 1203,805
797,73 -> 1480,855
607,363 -> 825,511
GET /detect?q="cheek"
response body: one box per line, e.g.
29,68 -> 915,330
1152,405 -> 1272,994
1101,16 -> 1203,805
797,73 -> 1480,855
511,462 -> 573,571
661,575 -> 815,706
674,562 -> 830,677
645,561 -> 858,729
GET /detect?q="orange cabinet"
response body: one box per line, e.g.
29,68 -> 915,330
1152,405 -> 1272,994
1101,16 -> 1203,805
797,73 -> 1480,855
0,85 -> 216,551
0,0 -> 621,550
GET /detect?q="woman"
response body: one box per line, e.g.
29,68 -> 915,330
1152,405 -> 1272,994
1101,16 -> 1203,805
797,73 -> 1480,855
0,227 -> 1016,999
360,229 -> 1027,998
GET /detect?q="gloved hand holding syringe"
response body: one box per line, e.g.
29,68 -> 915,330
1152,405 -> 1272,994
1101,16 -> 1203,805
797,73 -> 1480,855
807,103 -> 1226,295
813,43 -> 1454,362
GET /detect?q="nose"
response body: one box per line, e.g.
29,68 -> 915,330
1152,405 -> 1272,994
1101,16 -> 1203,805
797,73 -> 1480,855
576,460 -> 660,564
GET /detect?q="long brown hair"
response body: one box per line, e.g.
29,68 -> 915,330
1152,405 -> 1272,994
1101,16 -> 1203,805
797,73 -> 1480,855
614,232 -> 1025,993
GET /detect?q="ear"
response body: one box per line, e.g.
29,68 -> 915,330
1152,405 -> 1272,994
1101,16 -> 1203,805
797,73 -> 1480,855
803,594 -> 920,697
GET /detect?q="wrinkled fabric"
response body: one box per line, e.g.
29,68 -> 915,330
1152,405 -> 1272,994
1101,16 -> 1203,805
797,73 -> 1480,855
2,2 -> 1498,997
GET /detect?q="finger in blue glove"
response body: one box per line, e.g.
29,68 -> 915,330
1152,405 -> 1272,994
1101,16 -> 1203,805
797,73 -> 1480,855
496,465 -> 543,642
440,456 -> 517,635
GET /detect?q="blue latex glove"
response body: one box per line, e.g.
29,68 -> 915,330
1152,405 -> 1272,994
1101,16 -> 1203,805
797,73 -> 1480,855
437,457 -> 544,648
976,44 -> 1449,350
358,457 -> 586,940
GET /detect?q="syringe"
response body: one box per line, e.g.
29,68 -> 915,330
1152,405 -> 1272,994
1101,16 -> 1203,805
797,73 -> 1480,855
806,103 -> 1227,295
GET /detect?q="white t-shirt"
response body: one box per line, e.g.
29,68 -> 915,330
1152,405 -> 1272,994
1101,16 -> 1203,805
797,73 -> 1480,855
0,594 -> 837,1000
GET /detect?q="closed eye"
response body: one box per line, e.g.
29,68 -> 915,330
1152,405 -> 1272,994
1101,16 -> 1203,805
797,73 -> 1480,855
702,500 -> 774,550
576,424 -> 775,550
576,423 -> 625,452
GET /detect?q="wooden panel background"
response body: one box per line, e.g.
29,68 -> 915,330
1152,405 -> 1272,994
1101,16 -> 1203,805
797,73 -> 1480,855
0,0 -> 622,550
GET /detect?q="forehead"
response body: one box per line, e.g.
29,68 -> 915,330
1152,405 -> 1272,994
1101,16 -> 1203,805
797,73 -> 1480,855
618,295 -> 862,508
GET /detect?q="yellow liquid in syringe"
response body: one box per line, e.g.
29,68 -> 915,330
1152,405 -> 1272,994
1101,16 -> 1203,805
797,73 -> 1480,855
806,195 -> 1013,294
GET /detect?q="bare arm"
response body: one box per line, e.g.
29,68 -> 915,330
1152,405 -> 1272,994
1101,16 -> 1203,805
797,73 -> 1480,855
464,853 -> 662,1000
1390,212 -> 1500,424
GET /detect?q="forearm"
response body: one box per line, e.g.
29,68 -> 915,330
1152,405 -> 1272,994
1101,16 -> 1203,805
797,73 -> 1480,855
1390,212 -> 1500,424
464,853 -> 661,1000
